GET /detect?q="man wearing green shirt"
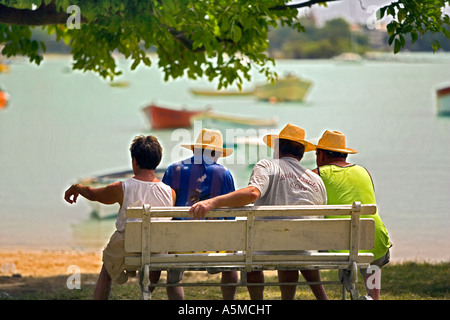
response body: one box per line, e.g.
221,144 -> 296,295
312,130 -> 391,300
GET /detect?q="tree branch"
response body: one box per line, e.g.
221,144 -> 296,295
0,0 -> 336,55
271,0 -> 341,11
164,26 -> 206,53
0,2 -> 70,26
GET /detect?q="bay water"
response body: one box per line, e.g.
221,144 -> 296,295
0,54 -> 449,262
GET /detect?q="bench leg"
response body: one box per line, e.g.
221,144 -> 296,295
139,265 -> 152,300
339,262 -> 362,300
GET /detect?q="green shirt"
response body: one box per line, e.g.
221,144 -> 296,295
318,164 -> 391,260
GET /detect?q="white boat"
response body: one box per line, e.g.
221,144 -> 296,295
436,84 -> 450,116
333,52 -> 363,63
254,75 -> 312,102
78,168 -> 166,219
195,110 -> 278,127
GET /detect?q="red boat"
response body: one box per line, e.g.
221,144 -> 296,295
0,90 -> 9,110
142,104 -> 205,130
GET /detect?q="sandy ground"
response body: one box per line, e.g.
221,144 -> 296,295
0,250 -> 103,277
0,249 -> 104,299
0,249 -> 226,299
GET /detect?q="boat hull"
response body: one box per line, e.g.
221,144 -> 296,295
0,91 -> 9,109
143,104 -> 204,129
254,77 -> 312,102
190,88 -> 253,96
437,86 -> 450,116
194,111 -> 278,128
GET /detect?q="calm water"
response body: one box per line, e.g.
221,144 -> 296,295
1,54 -> 449,262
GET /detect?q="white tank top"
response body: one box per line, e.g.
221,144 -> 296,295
116,178 -> 173,231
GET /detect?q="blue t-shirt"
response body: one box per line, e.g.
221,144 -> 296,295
162,155 -> 235,219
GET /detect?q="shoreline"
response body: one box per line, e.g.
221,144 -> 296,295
0,248 -> 448,278
0,249 -> 103,277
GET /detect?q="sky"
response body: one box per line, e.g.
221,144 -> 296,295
297,0 -> 394,25
298,0 -> 450,26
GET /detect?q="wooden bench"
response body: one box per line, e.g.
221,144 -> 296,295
124,201 -> 376,300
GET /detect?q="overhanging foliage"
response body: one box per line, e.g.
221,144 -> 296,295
1,0 -> 449,88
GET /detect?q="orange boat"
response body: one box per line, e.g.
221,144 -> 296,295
0,90 -> 9,109
142,104 -> 205,130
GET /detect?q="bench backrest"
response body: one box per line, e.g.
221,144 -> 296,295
124,202 -> 376,264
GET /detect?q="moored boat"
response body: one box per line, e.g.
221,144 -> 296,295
194,110 -> 278,127
190,88 -> 254,96
0,89 -> 9,109
78,168 -> 166,219
142,104 -> 205,130
0,63 -> 10,73
436,85 -> 450,116
254,75 -> 312,102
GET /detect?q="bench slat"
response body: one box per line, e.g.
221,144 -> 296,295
125,218 -> 374,253
125,220 -> 247,253
124,252 -> 373,269
125,204 -> 377,219
253,218 -> 374,251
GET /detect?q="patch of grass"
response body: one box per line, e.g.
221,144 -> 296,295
1,262 -> 448,300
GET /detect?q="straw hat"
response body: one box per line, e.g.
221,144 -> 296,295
263,123 -> 315,152
315,130 -> 357,154
181,128 -> 233,157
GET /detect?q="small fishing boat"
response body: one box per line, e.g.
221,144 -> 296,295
0,63 -> 10,73
436,84 -> 450,116
333,52 -> 363,63
109,81 -> 130,88
142,104 -> 205,130
190,88 -> 254,96
0,89 -> 9,109
195,110 -> 278,128
254,75 -> 312,102
78,168 -> 166,219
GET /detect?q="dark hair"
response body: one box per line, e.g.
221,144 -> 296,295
278,138 -> 305,159
318,148 -> 348,159
129,135 -> 162,170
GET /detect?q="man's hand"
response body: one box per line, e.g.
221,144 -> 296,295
64,184 -> 79,204
189,198 -> 216,219
189,186 -> 261,219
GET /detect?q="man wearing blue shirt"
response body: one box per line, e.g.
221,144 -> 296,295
162,128 -> 238,300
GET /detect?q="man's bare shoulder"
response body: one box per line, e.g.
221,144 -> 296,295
106,181 -> 123,189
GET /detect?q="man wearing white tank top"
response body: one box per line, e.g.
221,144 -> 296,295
64,135 -> 176,299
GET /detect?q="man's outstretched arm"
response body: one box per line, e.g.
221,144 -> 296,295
64,181 -> 123,206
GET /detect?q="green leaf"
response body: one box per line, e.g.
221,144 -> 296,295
400,35 -> 405,47
394,38 -> 401,53
432,42 -> 437,52
232,24 -> 242,42
411,30 -> 418,43
388,34 -> 396,46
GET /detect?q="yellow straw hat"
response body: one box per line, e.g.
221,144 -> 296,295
263,123 -> 315,152
181,128 -> 233,157
315,130 -> 357,154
